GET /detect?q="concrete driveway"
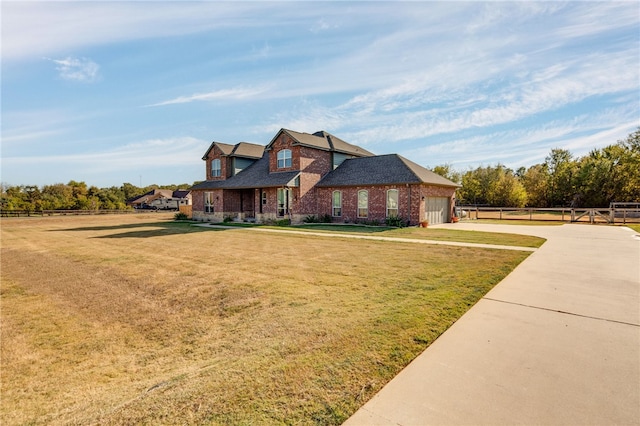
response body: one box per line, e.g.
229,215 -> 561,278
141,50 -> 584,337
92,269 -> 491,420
344,223 -> 640,425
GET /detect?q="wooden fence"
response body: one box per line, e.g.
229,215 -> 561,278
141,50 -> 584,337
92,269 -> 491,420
179,205 -> 193,218
1,209 -> 162,218
457,206 -> 640,224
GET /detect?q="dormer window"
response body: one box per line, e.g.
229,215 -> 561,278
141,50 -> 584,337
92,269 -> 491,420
277,149 -> 292,168
211,159 -> 221,177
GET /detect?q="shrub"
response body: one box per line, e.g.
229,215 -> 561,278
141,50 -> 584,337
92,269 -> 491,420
174,212 -> 189,221
223,216 -> 234,223
385,216 -> 405,228
274,219 -> 291,226
303,215 -> 320,223
320,214 -> 333,223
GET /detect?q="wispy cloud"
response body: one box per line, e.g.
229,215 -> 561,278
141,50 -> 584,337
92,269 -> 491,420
4,137 -> 204,169
46,56 -> 100,82
1,137 -> 207,186
148,86 -> 270,107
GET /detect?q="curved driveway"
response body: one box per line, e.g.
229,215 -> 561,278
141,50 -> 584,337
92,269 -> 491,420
345,223 -> 640,425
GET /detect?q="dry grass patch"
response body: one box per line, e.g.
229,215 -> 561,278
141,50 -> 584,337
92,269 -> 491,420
1,215 -> 531,425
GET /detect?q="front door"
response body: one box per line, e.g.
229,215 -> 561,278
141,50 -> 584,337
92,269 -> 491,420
277,188 -> 292,217
241,189 -> 255,218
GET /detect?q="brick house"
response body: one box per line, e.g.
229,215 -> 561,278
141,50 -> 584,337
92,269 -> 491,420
190,128 -> 459,225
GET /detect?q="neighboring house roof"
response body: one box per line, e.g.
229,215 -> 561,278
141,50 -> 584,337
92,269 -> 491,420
266,128 -> 374,157
128,189 -> 191,205
172,190 -> 192,199
201,141 -> 264,160
191,153 -> 299,190
316,154 -> 461,188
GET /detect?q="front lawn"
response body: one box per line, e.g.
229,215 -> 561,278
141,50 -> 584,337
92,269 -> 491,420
2,214 -> 532,425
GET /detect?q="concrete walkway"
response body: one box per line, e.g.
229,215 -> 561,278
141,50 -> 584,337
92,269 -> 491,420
345,223 -> 640,425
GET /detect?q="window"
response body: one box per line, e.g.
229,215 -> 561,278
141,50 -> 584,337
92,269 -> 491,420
332,191 -> 342,217
386,189 -> 398,217
277,188 -> 292,217
204,192 -> 214,213
211,159 -> 221,177
358,190 -> 368,218
277,149 -> 292,168
260,190 -> 266,213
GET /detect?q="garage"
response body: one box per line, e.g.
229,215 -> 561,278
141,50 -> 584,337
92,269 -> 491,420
424,197 -> 450,225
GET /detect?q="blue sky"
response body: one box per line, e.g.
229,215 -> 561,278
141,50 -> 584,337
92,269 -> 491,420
2,1 -> 639,188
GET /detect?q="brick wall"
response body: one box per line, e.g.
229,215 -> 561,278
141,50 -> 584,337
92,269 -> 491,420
317,184 -> 456,225
203,145 -> 231,180
268,133 -> 300,173
191,188 -> 224,221
298,146 -> 332,215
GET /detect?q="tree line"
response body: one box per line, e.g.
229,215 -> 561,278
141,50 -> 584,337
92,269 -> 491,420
434,128 -> 640,208
0,181 -> 195,213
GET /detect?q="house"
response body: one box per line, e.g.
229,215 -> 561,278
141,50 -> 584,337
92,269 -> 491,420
190,128 -> 459,225
128,189 -> 192,210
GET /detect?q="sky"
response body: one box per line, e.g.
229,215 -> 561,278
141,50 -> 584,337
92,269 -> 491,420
2,1 -> 639,188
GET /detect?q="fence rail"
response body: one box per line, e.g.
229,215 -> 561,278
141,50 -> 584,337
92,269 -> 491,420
457,206 -> 640,224
0,209 -> 158,218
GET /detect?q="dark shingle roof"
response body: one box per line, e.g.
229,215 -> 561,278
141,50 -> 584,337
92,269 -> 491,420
172,190 -> 191,199
191,152 -> 299,190
267,129 -> 374,157
316,154 -> 460,188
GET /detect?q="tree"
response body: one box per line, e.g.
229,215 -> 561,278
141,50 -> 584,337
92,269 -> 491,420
545,149 -> 576,207
432,164 -> 461,184
458,164 -> 527,207
521,164 -> 549,207
41,183 -> 75,209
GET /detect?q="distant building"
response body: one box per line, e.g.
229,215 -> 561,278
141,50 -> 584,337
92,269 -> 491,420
128,189 -> 191,210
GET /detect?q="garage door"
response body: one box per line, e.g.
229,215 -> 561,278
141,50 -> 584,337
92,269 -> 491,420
425,197 -> 449,225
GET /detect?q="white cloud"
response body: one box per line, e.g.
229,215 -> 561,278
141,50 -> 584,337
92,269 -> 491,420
46,57 -> 100,82
148,86 -> 270,107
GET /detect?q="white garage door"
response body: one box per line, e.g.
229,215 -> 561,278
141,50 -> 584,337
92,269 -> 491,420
425,197 -> 449,225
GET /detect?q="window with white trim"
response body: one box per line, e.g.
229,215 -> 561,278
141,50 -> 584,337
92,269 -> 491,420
277,149 -> 292,168
332,191 -> 342,217
211,159 -> 221,177
204,192 -> 214,213
386,189 -> 398,217
358,190 -> 368,218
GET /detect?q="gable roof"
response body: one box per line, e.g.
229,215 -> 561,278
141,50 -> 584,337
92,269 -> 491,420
202,141 -> 264,160
230,142 -> 264,159
266,128 -> 374,157
190,152 -> 299,190
316,154 -> 460,188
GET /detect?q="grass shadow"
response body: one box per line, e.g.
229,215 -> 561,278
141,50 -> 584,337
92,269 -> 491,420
53,221 -> 229,239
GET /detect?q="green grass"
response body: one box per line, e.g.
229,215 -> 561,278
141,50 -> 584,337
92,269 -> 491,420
1,214 -> 533,425
626,224 -> 640,232
282,224 -> 546,248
